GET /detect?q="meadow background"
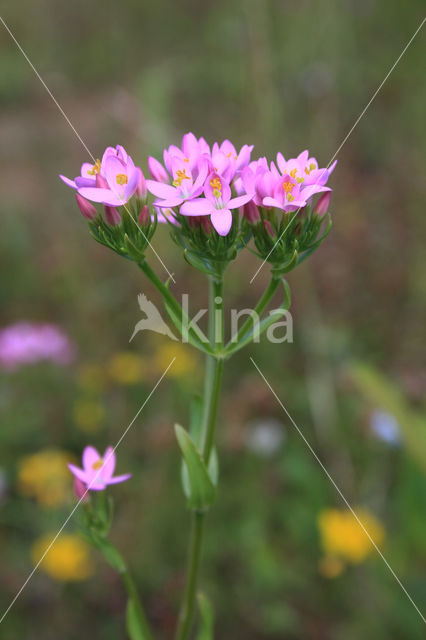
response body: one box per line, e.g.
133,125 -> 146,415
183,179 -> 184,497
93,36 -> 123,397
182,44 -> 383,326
0,0 -> 425,638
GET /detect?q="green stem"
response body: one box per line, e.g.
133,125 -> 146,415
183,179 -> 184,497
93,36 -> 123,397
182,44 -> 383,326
175,512 -> 206,640
224,275 -> 280,351
121,567 -> 154,640
138,260 -> 214,355
175,277 -> 224,640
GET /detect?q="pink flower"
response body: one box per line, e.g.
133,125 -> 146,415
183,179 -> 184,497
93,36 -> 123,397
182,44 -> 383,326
0,322 -> 74,370
276,150 -> 337,187
78,153 -> 140,207
146,158 -> 209,209
68,446 -> 131,491
180,171 -> 253,236
263,174 -> 330,212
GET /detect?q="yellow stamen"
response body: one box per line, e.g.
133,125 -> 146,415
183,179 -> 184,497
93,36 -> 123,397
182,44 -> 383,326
87,159 -> 101,176
92,459 -> 103,470
305,162 -> 317,175
210,177 -> 222,198
172,169 -> 190,187
116,174 -> 128,186
289,168 -> 297,178
296,177 -> 304,184
282,178 -> 294,194
288,194 -> 295,201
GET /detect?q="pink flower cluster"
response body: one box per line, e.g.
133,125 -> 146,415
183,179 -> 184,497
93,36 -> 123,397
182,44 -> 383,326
60,134 -> 335,236
0,322 -> 75,370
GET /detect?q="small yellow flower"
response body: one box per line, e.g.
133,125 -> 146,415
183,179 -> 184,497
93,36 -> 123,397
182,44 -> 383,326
18,449 -> 73,508
108,352 -> 145,385
73,398 -> 105,433
77,363 -> 108,393
318,507 -> 385,564
31,533 -> 94,581
153,342 -> 198,379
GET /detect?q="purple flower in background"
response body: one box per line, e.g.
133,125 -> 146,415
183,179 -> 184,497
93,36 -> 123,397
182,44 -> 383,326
0,323 -> 75,370
370,410 -> 402,446
68,446 -> 131,491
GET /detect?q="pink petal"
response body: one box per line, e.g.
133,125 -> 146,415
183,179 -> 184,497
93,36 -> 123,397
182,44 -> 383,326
104,156 -> 126,193
228,193 -> 253,209
155,197 -> 184,208
180,198 -> 215,216
82,446 -> 101,471
146,181 -> 176,199
78,187 -> 123,206
211,209 -> 233,236
68,463 -> 89,484
102,447 -> 116,481
59,174 -> 77,189
124,168 -> 140,199
107,473 -> 132,485
262,196 -> 282,208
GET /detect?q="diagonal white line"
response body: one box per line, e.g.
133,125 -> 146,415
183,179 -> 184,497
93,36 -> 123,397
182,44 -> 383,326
0,15 -> 176,283
0,358 -> 176,626
250,356 -> 426,624
250,16 -> 426,283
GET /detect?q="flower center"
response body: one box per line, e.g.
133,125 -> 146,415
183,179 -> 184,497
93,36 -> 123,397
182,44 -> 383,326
92,459 -> 103,470
304,162 -> 316,175
116,174 -> 128,185
210,177 -> 222,198
173,169 -> 190,187
87,159 -> 101,176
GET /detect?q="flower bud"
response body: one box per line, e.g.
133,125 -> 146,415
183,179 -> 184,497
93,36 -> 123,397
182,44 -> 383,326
96,174 -> 109,189
138,204 -> 150,226
263,220 -> 275,237
243,200 -> 260,224
147,156 -> 169,183
104,206 -> 121,226
314,192 -> 331,216
135,167 -> 147,200
75,193 -> 97,220
73,477 -> 89,502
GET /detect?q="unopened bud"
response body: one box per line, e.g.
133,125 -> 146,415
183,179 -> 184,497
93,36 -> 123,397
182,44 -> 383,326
263,220 -> 275,237
135,167 -> 147,199
138,204 -> 150,226
104,205 -> 121,226
75,193 -> 97,220
147,156 -> 169,183
314,192 -> 331,216
73,477 -> 89,502
243,200 -> 260,224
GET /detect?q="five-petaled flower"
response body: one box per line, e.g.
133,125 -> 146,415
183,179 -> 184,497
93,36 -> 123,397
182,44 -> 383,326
180,171 -> 253,235
68,445 -> 131,491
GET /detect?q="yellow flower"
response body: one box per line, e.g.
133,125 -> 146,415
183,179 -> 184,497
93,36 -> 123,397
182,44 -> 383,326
108,352 -> 145,385
77,363 -> 108,393
318,507 -> 385,564
73,398 -> 105,433
153,342 -> 198,379
18,449 -> 73,508
32,533 -> 94,581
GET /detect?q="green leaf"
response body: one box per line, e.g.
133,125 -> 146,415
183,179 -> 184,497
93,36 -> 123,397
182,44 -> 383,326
175,424 -> 216,510
197,593 -> 214,640
126,599 -> 148,640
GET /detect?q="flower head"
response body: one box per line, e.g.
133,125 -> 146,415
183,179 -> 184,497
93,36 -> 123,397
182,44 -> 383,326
0,322 -> 74,370
32,533 -> 94,581
68,445 -> 131,491
318,507 -> 385,565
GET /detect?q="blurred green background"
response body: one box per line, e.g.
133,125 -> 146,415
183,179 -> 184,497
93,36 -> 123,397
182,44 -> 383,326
0,0 -> 425,638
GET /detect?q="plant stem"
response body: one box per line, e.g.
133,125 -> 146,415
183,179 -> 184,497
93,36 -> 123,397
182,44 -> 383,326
121,567 -> 154,640
175,277 -> 224,640
224,274 -> 280,351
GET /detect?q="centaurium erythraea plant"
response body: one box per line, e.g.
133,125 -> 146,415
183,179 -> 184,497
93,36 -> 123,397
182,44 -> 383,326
60,132 -> 336,640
